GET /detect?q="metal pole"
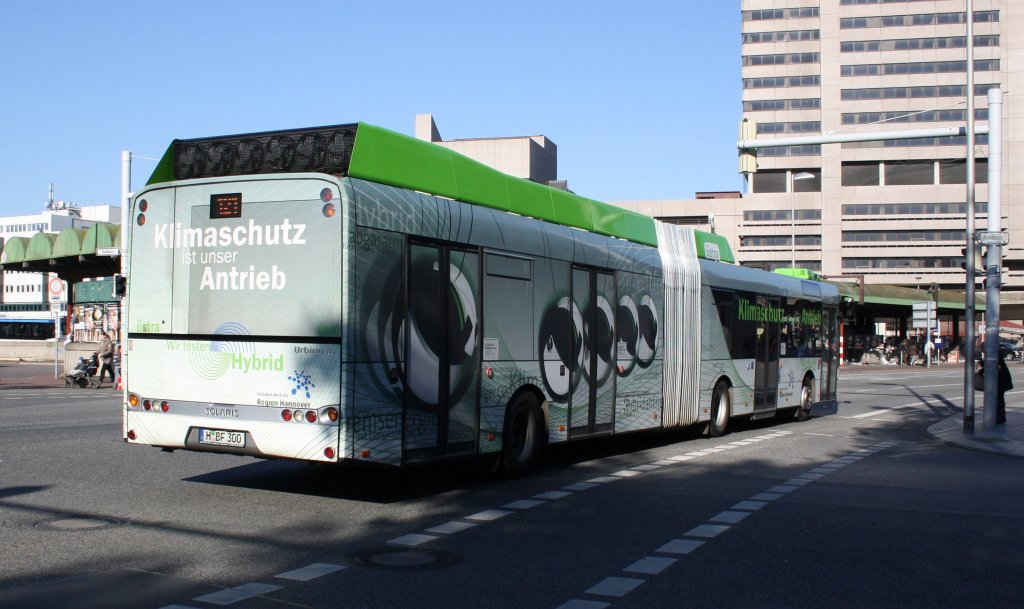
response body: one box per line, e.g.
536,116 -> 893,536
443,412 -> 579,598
982,88 -> 1002,428
963,0 -> 976,433
120,151 -> 131,396
790,171 -> 796,268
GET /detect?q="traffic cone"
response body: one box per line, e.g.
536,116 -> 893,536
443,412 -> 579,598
115,376 -> 122,390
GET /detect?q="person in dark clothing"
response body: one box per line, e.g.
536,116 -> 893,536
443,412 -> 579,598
997,351 -> 1013,424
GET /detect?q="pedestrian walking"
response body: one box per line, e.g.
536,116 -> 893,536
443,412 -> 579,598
97,331 -> 116,387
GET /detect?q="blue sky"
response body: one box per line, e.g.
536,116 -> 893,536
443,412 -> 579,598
0,2 -> 741,216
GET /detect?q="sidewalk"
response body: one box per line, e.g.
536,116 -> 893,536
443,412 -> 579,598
0,361 -> 67,389
927,410 -> 1024,458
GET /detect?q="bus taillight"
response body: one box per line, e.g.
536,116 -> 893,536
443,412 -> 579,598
304,410 -> 317,423
322,202 -> 336,218
143,399 -> 152,411
281,409 -> 293,422
320,188 -> 334,202
161,401 -> 170,413
324,447 -> 335,459
128,394 -> 139,408
323,407 -> 339,422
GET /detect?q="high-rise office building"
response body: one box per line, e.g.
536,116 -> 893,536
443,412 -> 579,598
736,0 -> 1020,307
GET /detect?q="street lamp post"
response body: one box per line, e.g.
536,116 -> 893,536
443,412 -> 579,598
790,171 -> 815,268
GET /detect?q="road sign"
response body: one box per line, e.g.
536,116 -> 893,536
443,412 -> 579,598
976,231 -> 1008,246
97,247 -> 120,257
48,277 -> 65,302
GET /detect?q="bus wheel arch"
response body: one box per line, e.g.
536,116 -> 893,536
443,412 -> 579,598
708,379 -> 731,437
797,373 -> 814,421
501,387 -> 548,477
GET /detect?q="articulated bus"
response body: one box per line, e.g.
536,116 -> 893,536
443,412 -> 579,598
123,122 -> 839,474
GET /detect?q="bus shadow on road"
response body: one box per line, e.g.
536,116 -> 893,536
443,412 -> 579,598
181,414 -> 821,503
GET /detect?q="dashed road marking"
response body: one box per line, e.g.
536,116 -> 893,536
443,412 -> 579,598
275,563 -> 346,581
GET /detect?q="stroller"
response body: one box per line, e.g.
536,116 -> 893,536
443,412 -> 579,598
65,353 -> 101,388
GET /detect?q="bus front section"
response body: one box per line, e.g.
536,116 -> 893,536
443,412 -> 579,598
124,175 -> 347,462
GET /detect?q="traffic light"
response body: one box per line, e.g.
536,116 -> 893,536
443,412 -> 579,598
960,246 -> 983,275
113,274 -> 126,297
738,118 -> 758,174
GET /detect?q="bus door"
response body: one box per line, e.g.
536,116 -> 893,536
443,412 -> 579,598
569,267 -> 616,437
754,295 -> 781,415
403,241 -> 480,461
821,305 -> 839,401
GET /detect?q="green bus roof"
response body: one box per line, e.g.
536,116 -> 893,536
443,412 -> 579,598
146,122 -> 659,247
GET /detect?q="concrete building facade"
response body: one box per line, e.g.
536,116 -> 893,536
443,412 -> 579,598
622,1 -> 1022,318
735,0 -> 1021,298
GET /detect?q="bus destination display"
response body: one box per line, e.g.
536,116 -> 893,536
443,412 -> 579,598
210,193 -> 243,219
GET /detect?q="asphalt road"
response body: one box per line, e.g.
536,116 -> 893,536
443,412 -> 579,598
0,364 -> 1021,609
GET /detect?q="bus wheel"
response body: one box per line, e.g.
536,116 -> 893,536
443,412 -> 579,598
709,382 -> 730,437
797,378 -> 812,421
502,392 -> 544,477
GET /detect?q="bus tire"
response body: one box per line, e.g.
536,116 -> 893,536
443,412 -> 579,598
502,392 -> 545,477
797,377 -> 813,421
708,382 -> 730,437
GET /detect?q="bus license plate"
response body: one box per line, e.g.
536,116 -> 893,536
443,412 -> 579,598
199,429 -> 245,447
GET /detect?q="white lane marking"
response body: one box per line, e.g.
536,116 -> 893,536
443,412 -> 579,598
611,470 -> 641,477
535,490 -> 572,500
656,539 -> 705,555
504,499 -> 547,510
631,464 -> 662,471
784,478 -> 814,486
563,482 -> 600,491
684,524 -> 730,538
685,451 -> 709,456
193,582 -> 282,605
709,511 -> 751,524
668,455 -> 695,462
713,444 -> 738,450
466,509 -> 513,522
585,576 -> 645,597
767,485 -> 800,494
731,500 -> 767,511
556,600 -> 610,609
651,459 -> 679,466
623,556 -> 677,575
587,476 -> 621,484
275,563 -> 346,581
426,521 -> 477,535
387,533 -> 437,547
751,492 -> 783,501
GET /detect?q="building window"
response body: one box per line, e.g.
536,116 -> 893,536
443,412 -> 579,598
751,172 -> 788,194
841,59 -> 999,77
840,11 -> 999,29
742,30 -> 820,44
843,202 -> 988,215
743,53 -> 820,67
744,209 -> 791,222
939,159 -> 989,184
841,35 -> 998,52
757,122 -> 822,135
743,7 -> 820,21
842,162 -> 880,186
759,145 -> 822,157
884,161 -> 934,186
842,108 -> 987,125
741,260 -> 822,272
743,75 -> 820,89
842,134 -> 989,149
795,209 -> 822,221
841,83 -> 998,100
744,98 -> 820,112
843,257 -> 962,270
741,235 -> 792,247
842,230 -> 966,243
795,235 -> 822,246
